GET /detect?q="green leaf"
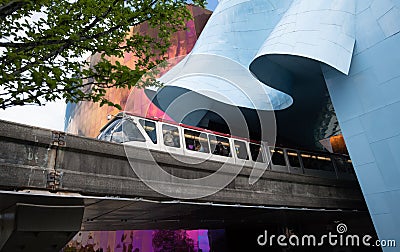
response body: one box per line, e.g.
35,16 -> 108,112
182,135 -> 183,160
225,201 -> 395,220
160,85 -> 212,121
0,0 -> 204,109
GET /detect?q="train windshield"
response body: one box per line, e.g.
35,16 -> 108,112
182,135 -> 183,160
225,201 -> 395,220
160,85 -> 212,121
114,119 -> 146,143
98,118 -> 146,143
98,119 -> 121,141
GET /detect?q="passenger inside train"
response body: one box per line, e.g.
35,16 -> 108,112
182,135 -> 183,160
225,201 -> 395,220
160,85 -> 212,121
97,112 -> 355,181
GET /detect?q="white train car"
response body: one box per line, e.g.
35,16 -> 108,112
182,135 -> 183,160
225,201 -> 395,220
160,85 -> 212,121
97,112 -> 355,180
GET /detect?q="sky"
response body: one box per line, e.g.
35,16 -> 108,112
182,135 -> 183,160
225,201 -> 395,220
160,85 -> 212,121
0,0 -> 219,132
206,0 -> 218,11
0,101 -> 67,131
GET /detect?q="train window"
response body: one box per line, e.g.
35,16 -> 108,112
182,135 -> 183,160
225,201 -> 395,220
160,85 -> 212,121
300,153 -> 334,172
112,119 -> 146,143
98,119 -> 122,141
334,156 -> 353,174
209,134 -> 231,157
250,143 -> 265,162
162,124 -> 180,148
234,140 -> 249,160
287,150 -> 301,167
139,119 -> 157,144
270,148 -> 286,166
184,129 -> 210,153
347,160 -> 355,174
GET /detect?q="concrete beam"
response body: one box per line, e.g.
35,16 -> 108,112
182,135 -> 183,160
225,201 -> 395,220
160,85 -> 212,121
0,119 -> 365,210
0,119 -> 370,234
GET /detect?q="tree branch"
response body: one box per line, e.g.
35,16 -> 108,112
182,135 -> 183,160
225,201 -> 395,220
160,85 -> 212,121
0,0 -> 29,18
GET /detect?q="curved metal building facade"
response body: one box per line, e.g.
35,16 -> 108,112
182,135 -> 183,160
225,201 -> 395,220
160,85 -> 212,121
157,0 -> 398,248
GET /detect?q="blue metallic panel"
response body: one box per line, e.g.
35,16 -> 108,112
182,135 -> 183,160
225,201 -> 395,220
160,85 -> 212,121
253,0 -> 355,74
321,1 -> 400,247
151,1 -> 400,247
150,0 -> 294,111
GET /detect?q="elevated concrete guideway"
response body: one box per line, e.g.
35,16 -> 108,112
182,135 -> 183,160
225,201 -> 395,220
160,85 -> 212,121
0,120 -> 369,251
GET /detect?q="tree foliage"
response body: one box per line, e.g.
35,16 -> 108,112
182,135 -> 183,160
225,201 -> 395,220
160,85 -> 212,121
0,0 -> 205,109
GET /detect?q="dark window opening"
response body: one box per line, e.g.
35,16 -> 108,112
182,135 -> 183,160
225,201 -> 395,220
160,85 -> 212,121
287,150 -> 301,168
301,153 -> 334,172
234,140 -> 249,160
139,119 -> 157,144
334,156 -> 354,174
184,129 -> 210,153
209,135 -> 231,157
162,124 -> 180,148
250,143 -> 265,162
270,148 -> 286,166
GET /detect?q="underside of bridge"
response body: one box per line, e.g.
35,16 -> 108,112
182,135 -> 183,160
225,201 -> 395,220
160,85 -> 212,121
0,191 -> 372,232
0,191 -> 378,252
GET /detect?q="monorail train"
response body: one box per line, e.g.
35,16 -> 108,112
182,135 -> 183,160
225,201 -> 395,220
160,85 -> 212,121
97,112 -> 355,180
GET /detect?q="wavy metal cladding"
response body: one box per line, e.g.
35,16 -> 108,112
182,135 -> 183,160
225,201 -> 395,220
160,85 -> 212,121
248,0 -> 400,250
251,0 -> 355,76
249,0 -> 355,101
150,0 -> 293,112
247,0 -> 354,150
149,0 -> 400,247
150,0 -> 337,148
324,1 -> 400,250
